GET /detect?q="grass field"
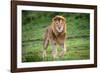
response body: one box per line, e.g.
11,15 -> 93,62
22,11 -> 90,62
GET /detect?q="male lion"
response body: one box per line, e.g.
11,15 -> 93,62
43,15 -> 67,60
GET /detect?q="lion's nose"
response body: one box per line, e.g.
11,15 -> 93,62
58,26 -> 61,29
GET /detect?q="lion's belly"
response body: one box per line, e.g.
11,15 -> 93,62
56,37 -> 64,45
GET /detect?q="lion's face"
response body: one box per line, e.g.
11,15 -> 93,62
54,20 -> 64,32
52,16 -> 66,33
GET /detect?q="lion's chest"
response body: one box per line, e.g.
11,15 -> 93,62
48,26 -> 66,45
52,32 -> 65,44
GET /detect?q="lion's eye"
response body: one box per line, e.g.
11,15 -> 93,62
61,23 -> 64,25
56,23 -> 59,25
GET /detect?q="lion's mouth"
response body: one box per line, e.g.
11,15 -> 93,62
56,26 -> 63,33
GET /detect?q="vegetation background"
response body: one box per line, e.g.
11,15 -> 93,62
22,10 -> 90,62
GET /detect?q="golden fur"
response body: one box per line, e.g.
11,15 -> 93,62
43,15 -> 67,60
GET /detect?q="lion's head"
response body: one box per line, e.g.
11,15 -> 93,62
51,15 -> 66,34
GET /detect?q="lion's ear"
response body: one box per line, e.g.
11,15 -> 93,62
52,17 -> 56,21
63,17 -> 67,23
62,16 -> 66,22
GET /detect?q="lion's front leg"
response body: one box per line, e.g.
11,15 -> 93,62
51,43 -> 58,60
42,49 -> 47,60
59,43 -> 66,58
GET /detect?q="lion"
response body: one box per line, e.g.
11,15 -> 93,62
43,15 -> 67,60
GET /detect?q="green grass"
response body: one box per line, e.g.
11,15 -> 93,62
22,37 -> 90,62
